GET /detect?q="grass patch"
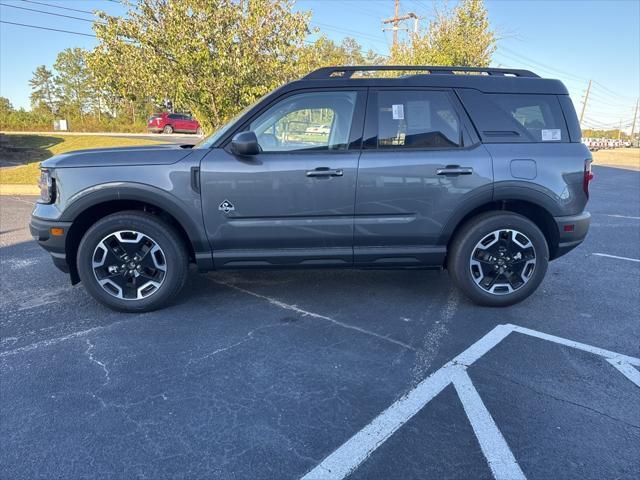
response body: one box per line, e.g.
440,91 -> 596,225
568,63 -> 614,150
592,148 -> 640,170
0,134 -> 167,184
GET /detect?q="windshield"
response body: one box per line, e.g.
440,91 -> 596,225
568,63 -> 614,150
194,95 -> 269,149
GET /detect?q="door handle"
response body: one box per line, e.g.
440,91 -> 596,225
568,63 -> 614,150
436,166 -> 473,176
306,167 -> 344,178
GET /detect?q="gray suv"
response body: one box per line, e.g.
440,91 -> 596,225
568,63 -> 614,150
30,66 -> 592,312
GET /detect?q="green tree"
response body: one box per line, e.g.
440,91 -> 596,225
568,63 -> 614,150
392,0 -> 496,67
0,96 -> 13,113
54,48 -> 96,119
29,65 -> 57,115
91,0 -> 312,132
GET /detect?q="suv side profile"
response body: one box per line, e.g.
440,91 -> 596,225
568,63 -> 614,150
31,66 -> 592,312
147,112 -> 202,135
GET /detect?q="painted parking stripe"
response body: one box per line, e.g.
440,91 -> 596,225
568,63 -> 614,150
591,253 -> 640,263
510,325 -> 640,366
302,324 -> 640,480
606,358 -> 640,387
301,325 -> 513,480
452,368 -> 526,480
300,365 -> 454,480
603,214 -> 640,220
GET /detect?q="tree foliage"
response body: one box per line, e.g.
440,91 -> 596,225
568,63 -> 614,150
392,0 -> 496,67
29,66 -> 57,115
53,48 -> 97,120
91,0 -> 314,132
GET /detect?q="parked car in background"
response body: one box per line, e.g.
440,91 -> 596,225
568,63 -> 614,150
148,113 -> 202,135
306,124 -> 331,135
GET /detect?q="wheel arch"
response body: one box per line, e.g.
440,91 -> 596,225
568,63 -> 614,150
443,197 -> 560,263
61,184 -> 211,283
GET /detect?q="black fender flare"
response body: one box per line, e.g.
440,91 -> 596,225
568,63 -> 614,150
60,182 -> 212,268
438,182 -> 561,246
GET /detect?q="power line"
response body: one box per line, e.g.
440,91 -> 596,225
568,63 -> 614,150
0,3 -> 104,24
593,81 -> 637,102
20,0 -> 94,15
0,20 -> 96,37
500,45 -> 589,82
310,21 -> 387,45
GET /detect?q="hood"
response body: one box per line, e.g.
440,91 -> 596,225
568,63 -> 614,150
41,144 -> 196,169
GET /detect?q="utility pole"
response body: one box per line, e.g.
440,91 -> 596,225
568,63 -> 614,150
382,0 -> 418,51
631,98 -> 639,139
579,79 -> 592,125
618,119 -> 622,140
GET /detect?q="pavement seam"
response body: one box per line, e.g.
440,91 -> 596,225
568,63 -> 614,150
471,365 -> 640,431
210,278 -> 416,352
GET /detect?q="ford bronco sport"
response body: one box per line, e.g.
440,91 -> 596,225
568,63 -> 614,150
30,66 -> 592,312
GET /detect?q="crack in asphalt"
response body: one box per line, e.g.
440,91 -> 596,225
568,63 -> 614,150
474,366 -> 640,431
85,339 -> 111,386
210,277 -> 416,352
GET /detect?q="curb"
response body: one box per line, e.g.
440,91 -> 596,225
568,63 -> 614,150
0,184 -> 40,196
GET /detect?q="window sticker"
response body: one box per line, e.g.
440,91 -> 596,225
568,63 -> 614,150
392,104 -> 404,120
541,129 -> 561,141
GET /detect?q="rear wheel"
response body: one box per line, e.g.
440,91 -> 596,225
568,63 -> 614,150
448,211 -> 549,307
77,211 -> 188,312
163,124 -> 174,134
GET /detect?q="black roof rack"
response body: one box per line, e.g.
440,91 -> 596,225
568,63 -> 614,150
304,65 -> 539,79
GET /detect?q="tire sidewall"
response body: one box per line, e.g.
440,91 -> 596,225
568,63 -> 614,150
449,213 -> 549,307
77,213 -> 187,312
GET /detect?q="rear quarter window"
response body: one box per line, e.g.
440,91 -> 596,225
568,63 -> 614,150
457,89 -> 569,143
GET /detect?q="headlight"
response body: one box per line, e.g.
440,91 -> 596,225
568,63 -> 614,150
38,168 -> 56,204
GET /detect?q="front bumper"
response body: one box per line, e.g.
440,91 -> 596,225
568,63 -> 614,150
29,216 -> 72,273
553,211 -> 591,259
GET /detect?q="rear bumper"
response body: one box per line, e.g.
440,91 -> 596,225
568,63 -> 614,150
29,216 -> 72,273
552,211 -> 591,259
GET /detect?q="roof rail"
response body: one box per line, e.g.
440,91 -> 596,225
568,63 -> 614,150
304,65 -> 539,79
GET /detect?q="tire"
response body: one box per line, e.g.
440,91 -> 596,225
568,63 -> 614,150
77,211 -> 188,312
163,125 -> 174,134
447,211 -> 549,307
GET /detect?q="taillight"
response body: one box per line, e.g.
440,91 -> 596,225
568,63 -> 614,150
583,159 -> 594,198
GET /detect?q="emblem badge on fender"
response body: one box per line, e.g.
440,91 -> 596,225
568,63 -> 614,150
219,200 -> 235,214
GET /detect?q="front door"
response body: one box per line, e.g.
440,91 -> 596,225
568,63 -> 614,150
354,88 -> 494,266
200,89 -> 366,268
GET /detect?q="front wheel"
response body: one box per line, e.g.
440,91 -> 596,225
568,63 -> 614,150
447,212 -> 549,307
77,211 -> 188,312
163,125 -> 174,134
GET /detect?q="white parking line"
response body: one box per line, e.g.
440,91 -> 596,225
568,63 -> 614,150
606,358 -> 640,387
603,214 -> 640,220
592,253 -> 640,263
452,368 -> 526,480
211,278 -> 416,351
302,324 -> 640,480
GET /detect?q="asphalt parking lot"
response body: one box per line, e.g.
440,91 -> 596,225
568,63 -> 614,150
1,164 -> 639,480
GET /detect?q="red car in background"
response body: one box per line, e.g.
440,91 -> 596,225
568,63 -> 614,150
147,113 -> 202,135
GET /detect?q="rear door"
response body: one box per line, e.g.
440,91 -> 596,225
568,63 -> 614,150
354,88 -> 493,266
200,89 -> 366,267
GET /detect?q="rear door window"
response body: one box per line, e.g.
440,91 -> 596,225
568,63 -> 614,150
374,90 -> 461,149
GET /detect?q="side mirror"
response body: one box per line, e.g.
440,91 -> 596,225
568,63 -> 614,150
230,131 -> 260,156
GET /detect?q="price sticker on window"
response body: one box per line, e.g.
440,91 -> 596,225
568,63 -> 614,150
541,129 -> 561,141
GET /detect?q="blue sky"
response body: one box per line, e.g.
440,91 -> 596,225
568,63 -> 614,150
1,0 -> 638,131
